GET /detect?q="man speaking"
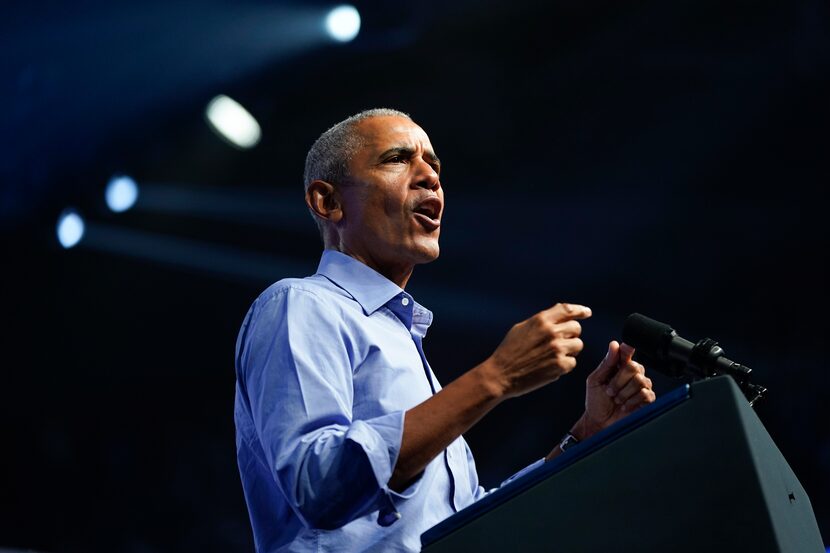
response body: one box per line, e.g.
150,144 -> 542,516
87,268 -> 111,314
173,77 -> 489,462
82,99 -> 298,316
233,108 -> 656,552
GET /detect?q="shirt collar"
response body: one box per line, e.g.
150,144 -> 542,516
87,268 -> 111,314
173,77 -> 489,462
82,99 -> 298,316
316,250 -> 405,313
316,250 -> 434,335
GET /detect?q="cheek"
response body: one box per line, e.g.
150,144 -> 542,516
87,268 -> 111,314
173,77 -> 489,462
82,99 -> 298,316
346,191 -> 386,226
384,197 -> 407,219
378,190 -> 409,220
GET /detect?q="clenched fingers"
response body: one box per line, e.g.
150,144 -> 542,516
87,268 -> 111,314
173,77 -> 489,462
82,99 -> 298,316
612,373 -> 652,405
553,320 -> 583,339
622,387 -> 657,411
551,337 -> 585,357
606,358 -> 645,397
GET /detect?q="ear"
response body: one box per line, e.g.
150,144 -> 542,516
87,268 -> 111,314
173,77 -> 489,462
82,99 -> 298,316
305,180 -> 343,224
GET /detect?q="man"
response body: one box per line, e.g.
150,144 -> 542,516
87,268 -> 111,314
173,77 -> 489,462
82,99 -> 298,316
234,108 -> 656,552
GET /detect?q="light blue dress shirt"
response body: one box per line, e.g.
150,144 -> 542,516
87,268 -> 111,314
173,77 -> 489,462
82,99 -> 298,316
234,250 -> 541,552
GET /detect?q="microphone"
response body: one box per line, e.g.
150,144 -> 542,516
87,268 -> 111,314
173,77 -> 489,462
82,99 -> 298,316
622,313 -> 766,405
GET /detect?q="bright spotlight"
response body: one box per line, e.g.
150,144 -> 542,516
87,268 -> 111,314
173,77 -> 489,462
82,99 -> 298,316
326,5 -> 360,42
205,95 -> 261,149
56,209 -> 85,249
105,175 -> 139,212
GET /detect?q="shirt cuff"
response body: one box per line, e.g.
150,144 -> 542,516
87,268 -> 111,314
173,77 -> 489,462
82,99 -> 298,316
499,458 -> 546,487
345,410 -> 423,526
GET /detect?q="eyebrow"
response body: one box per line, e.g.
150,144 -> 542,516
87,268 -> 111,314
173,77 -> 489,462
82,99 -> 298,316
378,146 -> 441,168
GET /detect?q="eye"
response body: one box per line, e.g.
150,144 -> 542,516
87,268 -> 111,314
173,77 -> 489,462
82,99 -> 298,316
385,154 -> 407,163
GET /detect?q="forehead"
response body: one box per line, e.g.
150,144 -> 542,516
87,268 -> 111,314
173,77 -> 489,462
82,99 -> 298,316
353,116 -> 434,154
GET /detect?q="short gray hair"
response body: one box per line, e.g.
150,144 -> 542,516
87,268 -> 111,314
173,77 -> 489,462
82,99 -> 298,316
303,108 -> 411,238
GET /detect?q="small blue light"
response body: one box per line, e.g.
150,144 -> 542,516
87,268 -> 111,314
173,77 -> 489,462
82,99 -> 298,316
56,209 -> 85,249
105,175 -> 139,212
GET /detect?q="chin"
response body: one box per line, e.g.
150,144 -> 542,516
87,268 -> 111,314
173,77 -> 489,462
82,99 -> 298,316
412,241 -> 440,265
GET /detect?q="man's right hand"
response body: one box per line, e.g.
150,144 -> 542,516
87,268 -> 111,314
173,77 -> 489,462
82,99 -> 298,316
480,303 -> 592,399
391,302 -> 591,490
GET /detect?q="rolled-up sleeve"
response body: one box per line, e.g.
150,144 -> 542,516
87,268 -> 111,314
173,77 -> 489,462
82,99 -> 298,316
238,286 -> 406,530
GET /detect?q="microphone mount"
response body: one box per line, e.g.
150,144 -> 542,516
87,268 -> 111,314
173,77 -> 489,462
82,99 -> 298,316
623,313 -> 767,406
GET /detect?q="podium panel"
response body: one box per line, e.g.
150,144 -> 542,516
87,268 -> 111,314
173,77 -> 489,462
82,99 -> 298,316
422,376 -> 824,552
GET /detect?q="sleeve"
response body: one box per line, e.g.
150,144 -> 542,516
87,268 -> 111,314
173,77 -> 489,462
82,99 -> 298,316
237,286 -> 407,530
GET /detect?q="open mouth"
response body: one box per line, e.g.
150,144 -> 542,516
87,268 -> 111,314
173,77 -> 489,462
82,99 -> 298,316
412,197 -> 442,230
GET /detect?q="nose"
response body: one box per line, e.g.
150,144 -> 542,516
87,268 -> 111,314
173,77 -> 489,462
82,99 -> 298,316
412,157 -> 441,191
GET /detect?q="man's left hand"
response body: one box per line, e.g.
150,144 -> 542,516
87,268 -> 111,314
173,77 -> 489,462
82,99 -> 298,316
575,341 -> 656,440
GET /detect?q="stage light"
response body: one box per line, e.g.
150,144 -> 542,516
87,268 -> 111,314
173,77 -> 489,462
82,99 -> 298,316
205,95 -> 261,149
325,5 -> 360,42
105,175 -> 139,212
56,209 -> 85,249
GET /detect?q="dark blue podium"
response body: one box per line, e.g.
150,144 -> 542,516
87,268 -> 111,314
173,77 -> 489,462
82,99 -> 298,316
421,376 -> 824,552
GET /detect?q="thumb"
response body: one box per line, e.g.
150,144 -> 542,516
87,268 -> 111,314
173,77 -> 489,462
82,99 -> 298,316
587,340 -> 620,386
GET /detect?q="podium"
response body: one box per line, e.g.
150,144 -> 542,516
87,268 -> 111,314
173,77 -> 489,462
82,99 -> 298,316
421,376 -> 824,552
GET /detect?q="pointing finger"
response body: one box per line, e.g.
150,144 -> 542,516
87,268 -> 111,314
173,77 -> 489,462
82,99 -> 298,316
546,303 -> 592,323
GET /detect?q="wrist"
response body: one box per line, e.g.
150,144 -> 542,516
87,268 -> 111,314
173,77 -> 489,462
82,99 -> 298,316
545,431 -> 579,462
571,412 -> 603,441
471,357 -> 510,403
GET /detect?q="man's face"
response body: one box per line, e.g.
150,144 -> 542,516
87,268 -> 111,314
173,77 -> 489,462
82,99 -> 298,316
336,115 -> 443,277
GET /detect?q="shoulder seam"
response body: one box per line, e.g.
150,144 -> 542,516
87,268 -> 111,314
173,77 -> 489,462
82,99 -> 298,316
260,283 -> 329,304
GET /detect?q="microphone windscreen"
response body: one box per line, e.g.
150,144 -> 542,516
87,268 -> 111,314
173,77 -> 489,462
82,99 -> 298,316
622,313 -> 674,358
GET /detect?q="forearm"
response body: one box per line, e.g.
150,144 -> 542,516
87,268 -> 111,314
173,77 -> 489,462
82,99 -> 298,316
389,358 -> 506,491
389,302 -> 594,489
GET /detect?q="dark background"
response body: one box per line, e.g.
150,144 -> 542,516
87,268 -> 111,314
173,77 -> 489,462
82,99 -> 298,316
2,0 -> 828,551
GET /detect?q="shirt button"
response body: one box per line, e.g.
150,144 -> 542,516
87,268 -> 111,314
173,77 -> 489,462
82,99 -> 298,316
401,297 -> 410,306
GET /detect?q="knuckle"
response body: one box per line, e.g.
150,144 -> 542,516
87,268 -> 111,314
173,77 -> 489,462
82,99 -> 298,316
557,354 -> 576,372
533,313 -> 548,328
